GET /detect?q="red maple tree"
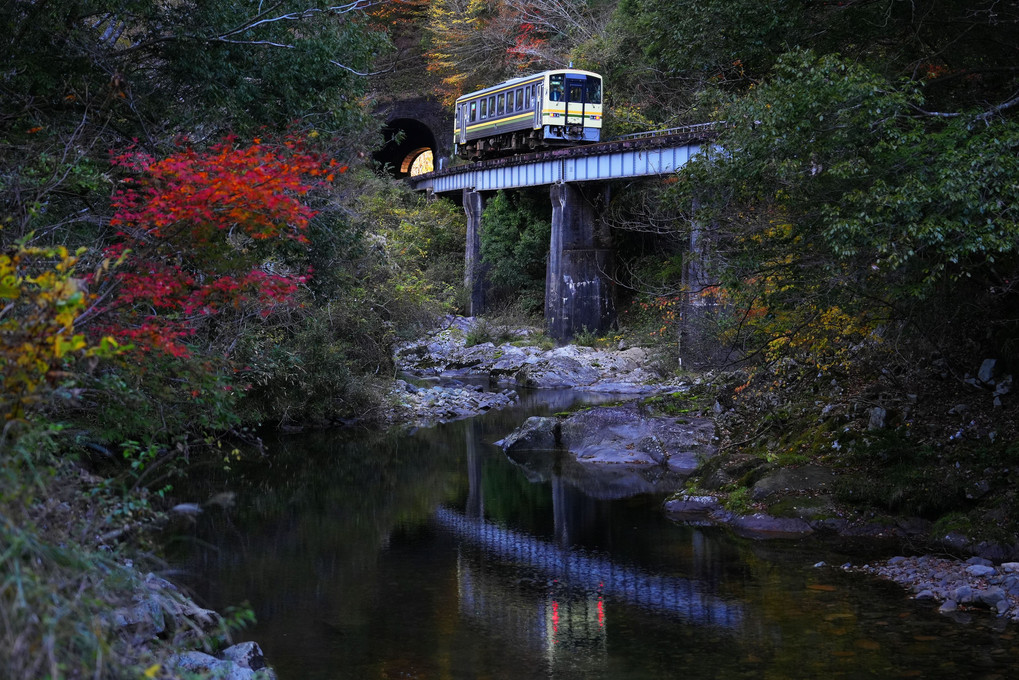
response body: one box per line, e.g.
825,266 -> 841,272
91,136 -> 345,357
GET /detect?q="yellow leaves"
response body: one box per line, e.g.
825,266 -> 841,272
52,334 -> 87,359
0,237 -> 122,421
761,303 -> 878,373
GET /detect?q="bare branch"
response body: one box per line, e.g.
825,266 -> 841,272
214,37 -> 295,48
975,90 -> 1019,123
908,89 -> 1019,122
329,60 -> 390,77
217,1 -> 385,40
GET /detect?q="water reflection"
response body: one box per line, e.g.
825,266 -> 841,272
170,390 -> 1019,679
438,508 -> 744,627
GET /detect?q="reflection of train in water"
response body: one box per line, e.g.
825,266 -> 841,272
453,69 -> 603,160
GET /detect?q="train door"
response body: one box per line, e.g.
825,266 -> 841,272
458,103 -> 468,144
564,75 -> 586,128
533,84 -> 544,130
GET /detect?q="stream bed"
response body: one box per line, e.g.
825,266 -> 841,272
169,389 -> 1019,679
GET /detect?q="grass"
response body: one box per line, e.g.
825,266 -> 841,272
723,486 -> 752,515
0,423 -> 245,679
572,326 -> 599,347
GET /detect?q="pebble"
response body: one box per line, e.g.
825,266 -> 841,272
855,555 -> 1019,622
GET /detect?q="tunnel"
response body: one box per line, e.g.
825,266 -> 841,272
374,117 -> 437,178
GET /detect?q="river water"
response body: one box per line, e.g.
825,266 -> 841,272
170,388 -> 1019,679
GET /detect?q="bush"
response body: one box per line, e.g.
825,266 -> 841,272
0,425 -> 243,679
235,306 -> 388,425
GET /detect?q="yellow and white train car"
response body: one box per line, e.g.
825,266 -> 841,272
453,69 -> 603,160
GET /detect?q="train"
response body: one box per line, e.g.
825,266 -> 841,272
453,69 -> 603,161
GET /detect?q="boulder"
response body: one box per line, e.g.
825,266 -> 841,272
978,358 -> 997,384
168,648 -> 278,680
499,402 -> 717,499
514,350 -> 601,388
501,402 -> 716,475
730,513 -> 814,539
750,465 -> 836,501
497,416 -> 559,451
221,642 -> 270,671
663,495 -> 722,523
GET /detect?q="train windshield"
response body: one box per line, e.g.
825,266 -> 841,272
552,73 -> 602,104
566,79 -> 585,103
549,74 -> 564,101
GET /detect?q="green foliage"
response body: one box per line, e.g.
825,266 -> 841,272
572,326 -> 599,347
85,357 -> 241,446
349,178 -> 468,318
0,1 -> 387,137
236,308 -> 386,425
723,486 -> 752,515
643,390 -> 701,417
612,0 -> 799,83
0,424 -> 243,679
675,50 -> 1019,367
480,190 -> 551,314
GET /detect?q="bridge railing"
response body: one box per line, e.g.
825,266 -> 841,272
609,121 -> 727,142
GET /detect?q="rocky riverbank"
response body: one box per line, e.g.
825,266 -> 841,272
128,574 -> 278,678
388,316 -> 1019,626
847,556 -> 1019,623
393,316 -> 683,393
385,379 -> 520,428
384,315 -> 690,427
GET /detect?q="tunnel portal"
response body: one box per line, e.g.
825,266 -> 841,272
375,117 -> 438,178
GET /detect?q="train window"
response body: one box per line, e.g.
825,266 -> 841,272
549,74 -> 564,101
506,93 -> 513,114
567,79 -> 584,103
470,101 -> 477,122
515,88 -> 524,110
586,79 -> 602,104
488,96 -> 495,117
529,85 -> 536,108
496,94 -> 504,115
480,98 -> 487,119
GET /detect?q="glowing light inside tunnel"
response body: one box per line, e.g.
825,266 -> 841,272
409,149 -> 433,176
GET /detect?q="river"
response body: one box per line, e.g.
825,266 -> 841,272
169,388 -> 1019,679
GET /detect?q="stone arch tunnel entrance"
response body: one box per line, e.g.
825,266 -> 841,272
374,118 -> 437,178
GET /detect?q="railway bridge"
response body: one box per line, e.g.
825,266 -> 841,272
408,125 -> 718,341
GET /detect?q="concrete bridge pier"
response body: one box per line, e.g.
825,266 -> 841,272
678,200 -> 721,367
546,182 -> 616,341
463,189 -> 487,316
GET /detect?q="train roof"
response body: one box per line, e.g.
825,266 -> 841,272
455,69 -> 602,104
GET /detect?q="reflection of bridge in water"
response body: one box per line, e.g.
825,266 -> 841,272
437,419 -> 749,675
434,507 -> 744,630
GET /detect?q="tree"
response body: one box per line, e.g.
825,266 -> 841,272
679,50 -> 1019,366
0,1 -> 385,245
480,190 -> 551,313
423,0 -> 606,104
87,136 -> 337,358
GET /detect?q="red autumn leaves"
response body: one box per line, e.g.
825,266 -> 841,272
93,136 -> 345,357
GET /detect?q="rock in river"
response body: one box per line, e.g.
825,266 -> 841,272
496,401 -> 717,499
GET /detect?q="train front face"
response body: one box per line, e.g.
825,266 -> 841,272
541,70 -> 603,144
